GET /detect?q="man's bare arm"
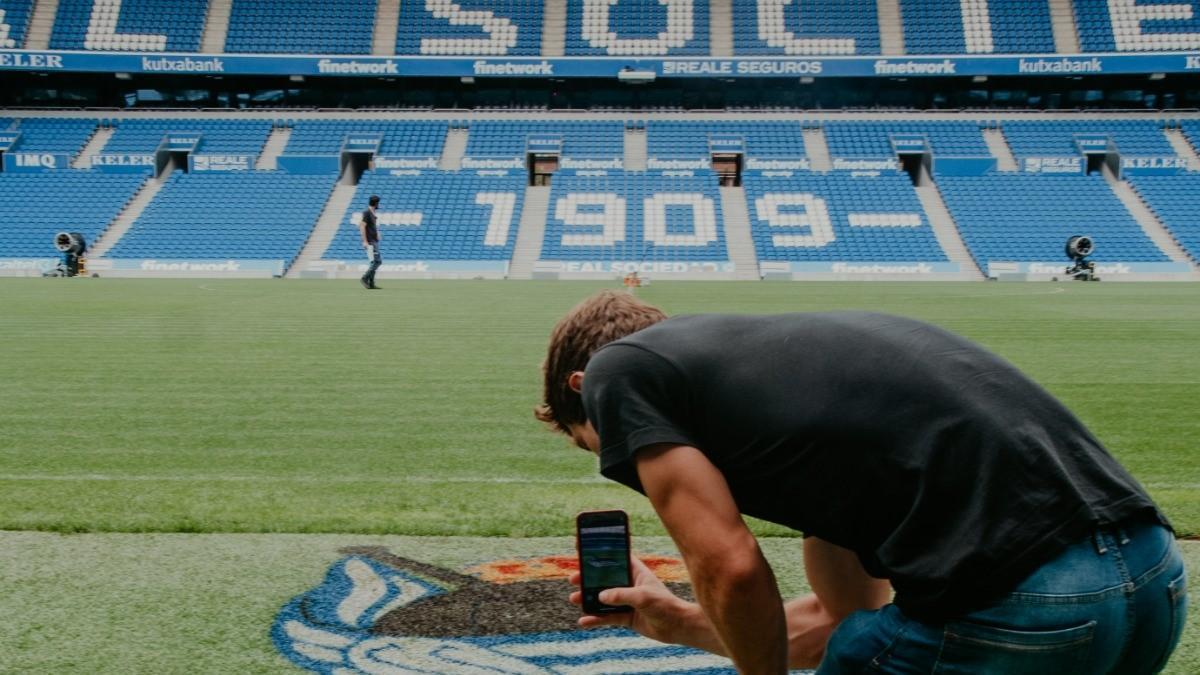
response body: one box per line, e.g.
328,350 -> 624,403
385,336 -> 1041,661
635,444 -> 787,675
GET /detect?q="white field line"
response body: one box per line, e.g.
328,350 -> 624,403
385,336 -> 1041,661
0,473 -> 607,484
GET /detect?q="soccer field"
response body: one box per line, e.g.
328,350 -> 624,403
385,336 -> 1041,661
1,279 -> 1198,672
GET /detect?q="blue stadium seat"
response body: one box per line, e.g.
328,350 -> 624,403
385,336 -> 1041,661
899,0 -> 1055,54
0,0 -> 35,48
565,0 -> 710,56
1074,0 -> 1200,52
323,171 -> 525,261
0,173 -> 146,257
1127,174 -> 1200,263
283,121 -> 448,159
7,118 -> 98,158
744,172 -> 946,262
937,174 -> 1169,265
541,171 -> 729,263
822,121 -> 990,159
464,121 -> 624,163
396,0 -> 542,56
103,119 -> 272,157
732,0 -> 878,55
106,172 -> 334,265
1002,120 -> 1176,160
226,0 -> 376,54
49,0 -> 206,51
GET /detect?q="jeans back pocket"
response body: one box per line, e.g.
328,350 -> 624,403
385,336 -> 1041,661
934,620 -> 1096,674
1151,568 -> 1188,673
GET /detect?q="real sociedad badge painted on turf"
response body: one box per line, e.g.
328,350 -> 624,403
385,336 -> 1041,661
271,546 -> 743,674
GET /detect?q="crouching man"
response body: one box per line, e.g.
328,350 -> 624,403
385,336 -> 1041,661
536,290 -> 1185,674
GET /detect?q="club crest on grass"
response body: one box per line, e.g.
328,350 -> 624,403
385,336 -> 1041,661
270,546 -> 739,674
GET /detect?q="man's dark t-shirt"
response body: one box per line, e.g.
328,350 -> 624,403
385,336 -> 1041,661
362,208 -> 379,244
581,312 -> 1167,620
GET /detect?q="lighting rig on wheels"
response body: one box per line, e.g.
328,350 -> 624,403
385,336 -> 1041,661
45,232 -> 88,277
1063,235 -> 1099,282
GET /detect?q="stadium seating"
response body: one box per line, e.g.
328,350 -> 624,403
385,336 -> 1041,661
323,171 -> 525,261
0,172 -> 145,257
8,118 -> 98,157
396,0 -> 542,56
646,121 -> 808,160
1127,175 -> 1200,263
540,171 -> 728,262
225,0 -> 376,54
743,172 -> 946,261
1001,120 -> 1175,159
0,0 -> 34,49
106,173 -> 334,265
282,121 -> 449,159
822,121 -> 990,158
50,0 -> 206,51
1180,121 -> 1200,157
565,0 -> 710,55
732,0 -> 878,55
1074,0 -> 1200,52
464,121 -> 624,162
899,0 -> 1055,54
103,119 -> 272,157
937,174 -> 1169,264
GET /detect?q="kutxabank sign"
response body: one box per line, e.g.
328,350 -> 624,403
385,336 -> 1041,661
1,50 -> 1199,79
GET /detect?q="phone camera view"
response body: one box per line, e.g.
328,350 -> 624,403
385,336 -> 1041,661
581,525 -> 630,588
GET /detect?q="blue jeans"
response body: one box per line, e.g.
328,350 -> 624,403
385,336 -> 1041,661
819,519 -> 1187,674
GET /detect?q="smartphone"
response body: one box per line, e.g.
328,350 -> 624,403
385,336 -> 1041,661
576,509 -> 634,615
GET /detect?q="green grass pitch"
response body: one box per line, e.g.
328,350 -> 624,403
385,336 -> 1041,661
0,278 -> 1197,672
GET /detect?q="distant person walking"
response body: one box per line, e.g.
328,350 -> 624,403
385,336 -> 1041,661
359,194 -> 382,290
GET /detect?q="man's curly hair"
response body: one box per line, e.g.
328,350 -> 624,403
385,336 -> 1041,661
535,290 -> 667,434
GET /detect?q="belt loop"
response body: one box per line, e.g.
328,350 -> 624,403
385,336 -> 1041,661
1093,530 -> 1108,555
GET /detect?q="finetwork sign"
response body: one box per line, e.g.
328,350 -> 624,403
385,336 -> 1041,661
140,260 -> 242,271
473,60 -> 553,75
141,56 -> 224,73
317,59 -> 398,75
1018,58 -> 1102,74
874,59 -> 956,75
831,263 -> 934,274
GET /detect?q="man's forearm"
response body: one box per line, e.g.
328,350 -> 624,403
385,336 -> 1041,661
691,551 -> 788,674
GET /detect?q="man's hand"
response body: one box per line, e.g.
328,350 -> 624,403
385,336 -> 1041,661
569,556 -> 722,652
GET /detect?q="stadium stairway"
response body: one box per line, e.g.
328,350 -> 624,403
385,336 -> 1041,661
541,0 -> 567,57
719,186 -> 760,280
255,126 -> 292,171
372,0 -> 401,56
23,0 -> 57,49
1048,0 -> 1082,54
200,0 -> 232,53
286,183 -> 359,278
89,176 -> 161,258
877,0 -> 905,55
710,0 -> 734,57
802,126 -> 833,172
918,169 -> 985,280
71,124 -> 113,169
982,127 -> 1019,172
439,127 -> 469,171
1164,128 -> 1200,171
1103,166 -> 1199,269
624,125 -> 647,171
508,185 -> 552,279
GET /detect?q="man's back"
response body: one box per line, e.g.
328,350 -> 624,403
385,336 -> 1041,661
582,312 -> 1165,619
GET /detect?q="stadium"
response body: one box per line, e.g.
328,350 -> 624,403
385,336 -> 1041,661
0,0 -> 1198,672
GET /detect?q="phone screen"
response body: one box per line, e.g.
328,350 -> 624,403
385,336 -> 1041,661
577,510 -> 633,615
